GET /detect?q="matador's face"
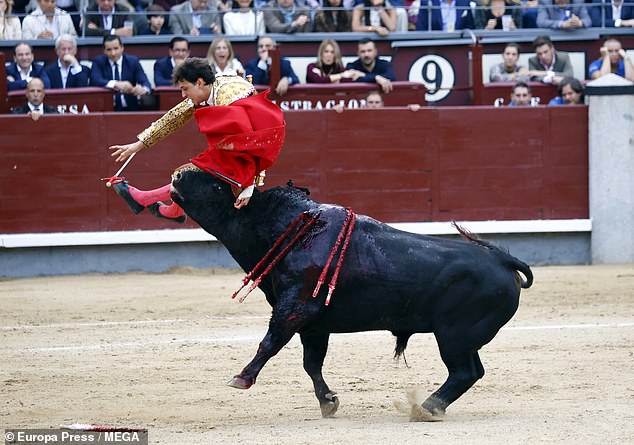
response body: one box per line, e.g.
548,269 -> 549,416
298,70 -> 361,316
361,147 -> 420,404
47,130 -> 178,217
177,78 -> 211,105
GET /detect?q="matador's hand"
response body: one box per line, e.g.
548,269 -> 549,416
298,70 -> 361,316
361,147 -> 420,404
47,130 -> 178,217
110,140 -> 145,162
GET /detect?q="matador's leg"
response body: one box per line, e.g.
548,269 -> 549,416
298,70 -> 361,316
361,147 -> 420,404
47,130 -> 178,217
113,181 -> 185,223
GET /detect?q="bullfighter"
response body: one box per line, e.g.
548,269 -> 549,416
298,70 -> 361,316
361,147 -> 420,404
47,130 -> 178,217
109,57 -> 286,222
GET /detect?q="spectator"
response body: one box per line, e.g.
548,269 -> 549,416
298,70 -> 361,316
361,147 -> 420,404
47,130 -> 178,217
6,42 -> 51,91
536,0 -> 591,29
313,0 -> 352,32
139,4 -> 171,34
263,0 -> 311,33
520,0 -> 539,28
222,0 -> 265,35
153,0 -> 182,11
475,0 -> 522,30
245,35 -> 299,96
527,35 -> 573,85
45,34 -> 90,88
90,35 -> 151,111
306,39 -> 363,83
588,38 -> 634,82
548,77 -> 584,104
154,36 -> 190,87
21,0 -> 77,39
169,0 -> 221,35
364,90 -> 383,108
0,0 -> 22,39
508,81 -> 533,106
489,42 -> 529,82
82,0 -> 134,37
416,0 -> 475,31
589,0 -> 634,27
10,78 -> 59,120
351,0 -> 397,36
345,38 -> 396,94
207,37 -> 245,76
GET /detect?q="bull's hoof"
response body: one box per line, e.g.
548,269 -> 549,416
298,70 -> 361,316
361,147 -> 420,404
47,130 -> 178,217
422,397 -> 447,417
409,404 -> 443,422
227,375 -> 253,390
320,392 -> 339,418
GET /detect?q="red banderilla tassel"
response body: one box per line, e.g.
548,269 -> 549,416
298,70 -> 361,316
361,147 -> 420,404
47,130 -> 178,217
325,211 -> 356,306
232,211 -> 310,300
312,208 -> 356,305
234,213 -> 318,303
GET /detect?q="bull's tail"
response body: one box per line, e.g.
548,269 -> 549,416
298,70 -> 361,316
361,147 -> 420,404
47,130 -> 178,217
453,222 -> 533,289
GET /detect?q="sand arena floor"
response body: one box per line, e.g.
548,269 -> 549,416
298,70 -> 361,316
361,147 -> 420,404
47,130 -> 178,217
1,265 -> 633,444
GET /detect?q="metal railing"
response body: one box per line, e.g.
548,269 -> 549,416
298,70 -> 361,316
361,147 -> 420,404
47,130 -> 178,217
1,1 -> 633,39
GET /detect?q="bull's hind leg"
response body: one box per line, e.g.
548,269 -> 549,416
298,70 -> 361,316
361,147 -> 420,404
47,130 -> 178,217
300,333 -> 339,418
419,348 -> 485,419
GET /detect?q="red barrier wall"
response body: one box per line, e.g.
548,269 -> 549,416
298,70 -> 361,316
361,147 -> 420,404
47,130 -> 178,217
0,106 -> 588,234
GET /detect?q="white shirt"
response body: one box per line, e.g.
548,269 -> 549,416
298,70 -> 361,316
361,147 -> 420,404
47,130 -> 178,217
21,6 -> 77,39
612,2 -> 622,20
107,57 -> 128,108
222,10 -> 265,35
98,6 -> 115,30
440,0 -> 456,31
211,59 -> 244,75
57,59 -> 83,88
28,102 -> 44,113
18,66 -> 33,81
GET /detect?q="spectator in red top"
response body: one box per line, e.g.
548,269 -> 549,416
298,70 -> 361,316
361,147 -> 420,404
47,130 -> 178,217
306,39 -> 364,84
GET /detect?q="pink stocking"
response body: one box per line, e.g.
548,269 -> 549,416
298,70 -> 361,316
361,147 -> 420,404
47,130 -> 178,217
128,184 -> 172,206
158,202 -> 185,218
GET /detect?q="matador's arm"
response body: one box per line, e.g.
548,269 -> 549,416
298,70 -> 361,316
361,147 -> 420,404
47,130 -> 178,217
137,98 -> 196,148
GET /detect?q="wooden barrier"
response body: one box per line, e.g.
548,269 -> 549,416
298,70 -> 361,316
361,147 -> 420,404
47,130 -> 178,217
479,82 -> 560,107
156,81 -> 427,111
0,105 -> 587,234
7,87 -> 114,113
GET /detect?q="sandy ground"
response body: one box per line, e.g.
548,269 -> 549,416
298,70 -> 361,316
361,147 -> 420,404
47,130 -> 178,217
1,265 -> 633,444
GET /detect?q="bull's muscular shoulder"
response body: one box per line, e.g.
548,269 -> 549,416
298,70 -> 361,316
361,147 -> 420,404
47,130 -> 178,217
212,75 -> 256,106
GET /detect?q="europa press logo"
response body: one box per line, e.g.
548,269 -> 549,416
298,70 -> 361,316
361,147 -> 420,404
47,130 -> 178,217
408,54 -> 455,103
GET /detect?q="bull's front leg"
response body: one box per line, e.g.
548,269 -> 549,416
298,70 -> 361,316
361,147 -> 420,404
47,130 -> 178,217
228,292 -> 311,390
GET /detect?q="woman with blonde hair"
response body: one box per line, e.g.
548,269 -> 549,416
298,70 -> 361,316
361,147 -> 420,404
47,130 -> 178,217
0,0 -> 22,40
306,39 -> 364,83
207,37 -> 245,76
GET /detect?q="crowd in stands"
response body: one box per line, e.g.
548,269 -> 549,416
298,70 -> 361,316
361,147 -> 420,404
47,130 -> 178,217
1,0 -> 633,40
2,0 -> 633,115
3,30 -> 633,116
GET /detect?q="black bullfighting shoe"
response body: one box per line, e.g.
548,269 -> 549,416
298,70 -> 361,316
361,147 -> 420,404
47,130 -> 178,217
148,202 -> 187,224
112,181 -> 145,214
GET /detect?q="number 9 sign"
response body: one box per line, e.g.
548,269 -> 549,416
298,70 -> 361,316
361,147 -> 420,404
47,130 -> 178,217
408,55 -> 455,103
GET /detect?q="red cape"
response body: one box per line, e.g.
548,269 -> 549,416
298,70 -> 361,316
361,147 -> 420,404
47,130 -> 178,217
191,90 -> 286,188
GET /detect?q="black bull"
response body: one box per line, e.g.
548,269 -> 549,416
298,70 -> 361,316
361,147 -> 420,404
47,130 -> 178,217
170,166 -> 533,420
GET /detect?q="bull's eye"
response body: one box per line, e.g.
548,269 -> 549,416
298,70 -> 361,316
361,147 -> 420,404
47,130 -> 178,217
175,172 -> 182,181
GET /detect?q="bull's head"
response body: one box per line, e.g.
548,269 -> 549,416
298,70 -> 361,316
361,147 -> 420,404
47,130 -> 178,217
170,164 -> 238,231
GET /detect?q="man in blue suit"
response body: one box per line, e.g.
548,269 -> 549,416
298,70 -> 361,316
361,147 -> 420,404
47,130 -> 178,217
45,34 -> 90,89
154,37 -> 191,87
6,42 -> 51,91
416,0 -> 475,31
589,0 -> 634,27
90,35 -> 152,111
245,36 -> 299,96
345,38 -> 396,94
